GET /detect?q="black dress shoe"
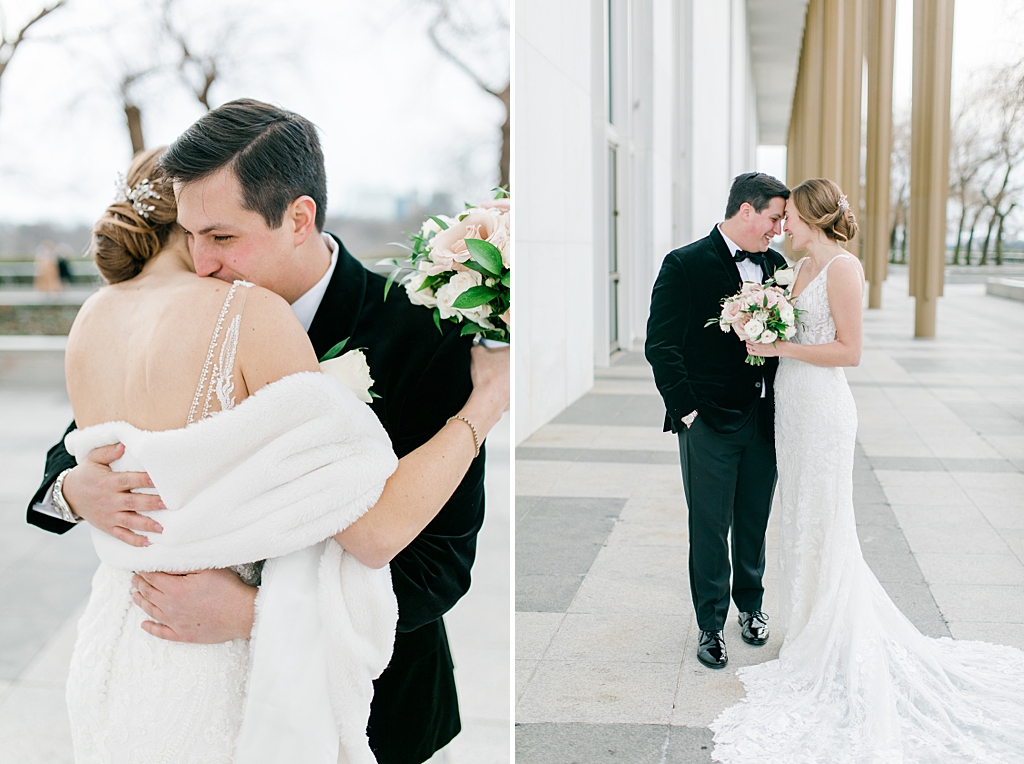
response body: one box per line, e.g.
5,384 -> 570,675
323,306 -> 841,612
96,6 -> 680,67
738,610 -> 770,646
697,630 -> 728,669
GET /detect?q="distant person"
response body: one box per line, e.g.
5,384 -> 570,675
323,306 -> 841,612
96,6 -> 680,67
54,242 -> 74,284
33,239 -> 62,291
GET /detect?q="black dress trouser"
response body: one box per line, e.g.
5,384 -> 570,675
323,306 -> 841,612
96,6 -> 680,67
677,403 -> 778,632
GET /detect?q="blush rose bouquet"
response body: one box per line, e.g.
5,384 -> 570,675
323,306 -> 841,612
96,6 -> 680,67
381,195 -> 510,344
706,272 -> 800,366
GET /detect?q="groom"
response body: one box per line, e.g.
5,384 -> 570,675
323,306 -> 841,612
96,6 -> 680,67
645,172 -> 789,670
26,99 -> 490,764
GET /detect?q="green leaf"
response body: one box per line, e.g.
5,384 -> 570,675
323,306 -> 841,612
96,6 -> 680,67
460,321 -> 487,336
383,266 -> 404,301
433,308 -> 442,333
461,259 -> 495,277
429,215 -> 450,231
452,285 -> 500,309
319,337 -> 350,362
492,185 -> 510,199
387,241 -> 415,253
465,238 -> 503,276
369,390 -> 382,399
500,270 -> 510,287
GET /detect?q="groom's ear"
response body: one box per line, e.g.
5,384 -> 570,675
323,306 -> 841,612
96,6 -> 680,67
286,195 -> 318,247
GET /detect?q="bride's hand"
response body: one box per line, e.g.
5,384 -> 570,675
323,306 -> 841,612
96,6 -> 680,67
746,340 -> 786,358
459,344 -> 510,440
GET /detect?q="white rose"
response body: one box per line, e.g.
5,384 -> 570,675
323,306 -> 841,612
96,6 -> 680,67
784,325 -> 797,339
435,270 -> 496,329
760,329 -> 778,344
754,310 -> 770,323
779,303 -> 795,323
773,267 -> 795,286
745,318 -> 765,339
404,271 -> 438,308
320,350 -> 374,403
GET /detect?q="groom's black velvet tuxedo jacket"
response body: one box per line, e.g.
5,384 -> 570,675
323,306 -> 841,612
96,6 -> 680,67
26,235 -> 484,764
646,226 -> 787,436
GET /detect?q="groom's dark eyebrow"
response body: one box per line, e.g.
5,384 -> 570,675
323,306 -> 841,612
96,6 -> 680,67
196,224 -> 235,235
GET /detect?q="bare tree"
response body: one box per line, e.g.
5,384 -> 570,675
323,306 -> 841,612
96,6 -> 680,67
889,113 -> 910,263
974,62 -> 1024,266
421,0 -> 510,190
161,0 -> 237,111
949,95 -> 995,265
118,67 -> 161,155
0,1 -> 66,115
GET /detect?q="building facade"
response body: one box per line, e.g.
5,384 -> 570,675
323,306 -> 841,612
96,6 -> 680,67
515,0 -> 808,442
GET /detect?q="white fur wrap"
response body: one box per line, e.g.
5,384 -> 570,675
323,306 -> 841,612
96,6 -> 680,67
65,371 -> 400,764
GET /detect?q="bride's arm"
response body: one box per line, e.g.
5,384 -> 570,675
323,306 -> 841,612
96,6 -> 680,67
332,344 -> 509,569
242,295 -> 509,568
747,257 -> 864,368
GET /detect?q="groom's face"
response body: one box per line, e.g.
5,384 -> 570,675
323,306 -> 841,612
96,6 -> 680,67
175,167 -> 309,303
745,197 -> 786,252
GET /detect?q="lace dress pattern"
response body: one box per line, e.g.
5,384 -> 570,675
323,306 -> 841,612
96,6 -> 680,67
709,255 -> 1024,763
68,281 -> 259,764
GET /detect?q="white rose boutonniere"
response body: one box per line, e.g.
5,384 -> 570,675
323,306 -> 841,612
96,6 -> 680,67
318,339 -> 378,403
772,266 -> 796,288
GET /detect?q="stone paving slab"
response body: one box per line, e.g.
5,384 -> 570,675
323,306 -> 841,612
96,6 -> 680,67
515,275 -> 1024,762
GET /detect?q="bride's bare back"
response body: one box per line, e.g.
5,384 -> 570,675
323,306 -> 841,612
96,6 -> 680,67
66,240 -> 318,432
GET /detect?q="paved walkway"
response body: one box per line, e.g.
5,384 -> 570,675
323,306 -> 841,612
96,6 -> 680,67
0,352 -> 510,764
515,269 -> 1024,763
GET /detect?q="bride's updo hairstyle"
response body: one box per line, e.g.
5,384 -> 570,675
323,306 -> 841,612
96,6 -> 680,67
91,147 -> 177,284
790,178 -> 859,244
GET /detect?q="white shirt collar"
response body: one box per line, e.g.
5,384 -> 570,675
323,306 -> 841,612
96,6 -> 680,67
717,224 -> 743,258
290,234 -> 339,332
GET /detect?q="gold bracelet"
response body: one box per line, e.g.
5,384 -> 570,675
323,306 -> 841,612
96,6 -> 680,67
447,414 -> 480,457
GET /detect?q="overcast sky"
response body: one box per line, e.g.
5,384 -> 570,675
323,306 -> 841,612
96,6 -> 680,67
0,0 -> 509,225
756,0 -> 1024,180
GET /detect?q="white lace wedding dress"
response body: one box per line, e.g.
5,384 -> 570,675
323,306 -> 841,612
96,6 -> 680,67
710,254 -> 1024,763
66,282 -> 398,764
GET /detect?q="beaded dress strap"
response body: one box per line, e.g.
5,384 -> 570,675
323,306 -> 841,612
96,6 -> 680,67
187,280 -> 254,425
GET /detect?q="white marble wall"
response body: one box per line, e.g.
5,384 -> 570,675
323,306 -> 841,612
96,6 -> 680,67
515,0 -> 760,443
515,0 -> 595,443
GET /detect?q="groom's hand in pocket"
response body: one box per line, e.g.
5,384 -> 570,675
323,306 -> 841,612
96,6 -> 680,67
63,443 -> 166,547
132,568 -> 257,643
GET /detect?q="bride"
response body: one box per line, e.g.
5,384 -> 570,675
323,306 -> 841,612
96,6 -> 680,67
62,148 -> 507,764
710,178 -> 1024,763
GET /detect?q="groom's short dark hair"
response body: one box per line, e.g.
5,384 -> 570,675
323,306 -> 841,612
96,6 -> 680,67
160,99 -> 327,231
724,172 -> 790,219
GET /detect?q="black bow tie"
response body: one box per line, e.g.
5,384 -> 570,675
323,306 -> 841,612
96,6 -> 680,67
733,250 -> 767,266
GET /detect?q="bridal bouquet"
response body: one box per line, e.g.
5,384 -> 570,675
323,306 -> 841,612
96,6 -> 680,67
381,197 -> 510,344
706,276 -> 799,366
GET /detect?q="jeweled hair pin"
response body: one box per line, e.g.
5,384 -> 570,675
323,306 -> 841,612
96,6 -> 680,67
114,173 -> 162,219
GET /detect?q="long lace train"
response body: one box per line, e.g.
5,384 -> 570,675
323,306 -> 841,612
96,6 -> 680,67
710,255 -> 1024,763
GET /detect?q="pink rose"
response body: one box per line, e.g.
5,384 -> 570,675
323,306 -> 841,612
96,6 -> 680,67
427,208 -> 508,276
733,314 -> 752,341
721,300 -> 743,324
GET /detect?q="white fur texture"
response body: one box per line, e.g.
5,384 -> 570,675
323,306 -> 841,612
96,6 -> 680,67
65,371 -> 399,764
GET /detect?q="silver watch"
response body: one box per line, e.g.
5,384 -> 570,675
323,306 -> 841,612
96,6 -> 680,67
52,468 -> 82,524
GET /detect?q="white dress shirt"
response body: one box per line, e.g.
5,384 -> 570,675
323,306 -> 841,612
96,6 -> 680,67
290,234 -> 339,331
34,234 -> 342,520
718,225 -> 764,285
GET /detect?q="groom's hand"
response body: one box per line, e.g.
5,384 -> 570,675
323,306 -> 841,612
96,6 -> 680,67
63,443 -> 166,547
132,568 -> 257,643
